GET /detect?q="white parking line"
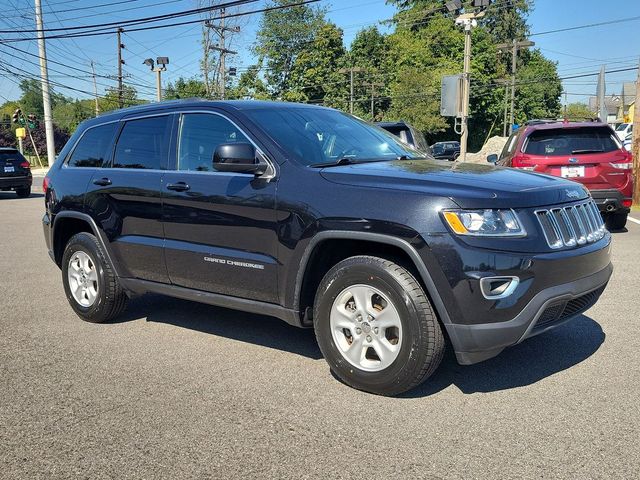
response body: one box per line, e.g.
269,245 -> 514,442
628,216 -> 640,225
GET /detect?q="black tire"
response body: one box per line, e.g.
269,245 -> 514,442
61,232 -> 128,323
313,256 -> 445,396
15,186 -> 31,198
605,212 -> 627,231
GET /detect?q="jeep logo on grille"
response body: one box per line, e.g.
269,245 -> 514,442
566,189 -> 581,199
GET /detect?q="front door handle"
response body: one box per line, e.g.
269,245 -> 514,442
166,182 -> 190,192
92,177 -> 112,186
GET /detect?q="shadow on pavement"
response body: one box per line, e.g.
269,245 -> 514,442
404,314 -> 605,398
116,294 -> 323,360
116,295 -> 604,396
0,192 -> 44,199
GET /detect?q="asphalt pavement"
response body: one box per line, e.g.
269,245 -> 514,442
1,194 -> 639,479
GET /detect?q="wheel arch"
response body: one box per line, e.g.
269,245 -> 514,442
52,212 -> 121,276
294,231 -> 456,336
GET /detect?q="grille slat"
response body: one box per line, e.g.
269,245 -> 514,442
536,200 -> 604,249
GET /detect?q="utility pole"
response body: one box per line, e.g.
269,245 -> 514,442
455,11 -> 484,162
369,81 -> 384,118
207,8 -> 239,100
497,39 -> 535,134
632,60 -> 639,207
495,79 -> 509,136
90,61 -> 100,116
339,67 -> 365,114
34,0 -> 56,166
143,57 -> 169,102
117,28 -> 125,108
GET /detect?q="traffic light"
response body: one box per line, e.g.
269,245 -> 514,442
27,114 -> 38,129
12,108 -> 22,124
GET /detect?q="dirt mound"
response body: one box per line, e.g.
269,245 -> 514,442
464,136 -> 508,164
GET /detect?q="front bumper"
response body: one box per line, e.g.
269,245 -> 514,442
451,263 -> 612,364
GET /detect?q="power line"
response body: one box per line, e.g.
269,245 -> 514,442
530,15 -> 640,37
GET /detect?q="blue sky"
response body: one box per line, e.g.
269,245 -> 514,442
0,0 -> 637,104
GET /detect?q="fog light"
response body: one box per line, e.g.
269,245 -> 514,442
479,276 -> 520,300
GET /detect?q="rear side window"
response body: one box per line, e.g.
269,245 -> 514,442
113,115 -> 172,169
177,113 -> 249,172
524,127 -> 619,156
68,123 -> 117,168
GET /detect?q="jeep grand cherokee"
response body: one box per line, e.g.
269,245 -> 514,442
42,100 -> 612,396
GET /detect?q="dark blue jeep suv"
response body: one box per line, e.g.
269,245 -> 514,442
42,100 -> 612,395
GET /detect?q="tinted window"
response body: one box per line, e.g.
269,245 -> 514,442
68,123 -> 117,167
524,127 -> 619,156
499,132 -> 519,159
177,113 -> 249,172
0,149 -> 24,162
616,123 -> 628,131
247,108 -> 423,166
113,116 -> 172,169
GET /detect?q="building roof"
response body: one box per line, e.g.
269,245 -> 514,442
588,95 -> 620,115
621,82 -> 636,106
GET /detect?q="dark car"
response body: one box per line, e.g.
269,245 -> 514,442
375,121 -> 431,153
488,120 -> 633,230
43,100 -> 612,396
0,147 -> 32,197
431,141 -> 460,161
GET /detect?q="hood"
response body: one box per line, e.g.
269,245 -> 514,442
320,159 -> 589,209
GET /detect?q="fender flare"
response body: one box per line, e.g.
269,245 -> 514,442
52,211 -> 122,277
293,231 -> 458,340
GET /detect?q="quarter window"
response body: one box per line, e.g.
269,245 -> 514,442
177,113 -> 249,172
68,123 -> 117,168
113,115 -> 172,169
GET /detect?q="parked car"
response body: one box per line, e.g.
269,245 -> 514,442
615,122 -> 633,141
375,121 -> 431,153
0,147 -> 32,197
431,141 -> 460,161
43,100 -> 612,396
623,132 -> 632,151
488,120 -> 633,230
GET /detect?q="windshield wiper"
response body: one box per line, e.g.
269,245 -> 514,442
310,157 -> 359,168
571,149 -> 603,154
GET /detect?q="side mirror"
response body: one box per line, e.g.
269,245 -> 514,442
212,143 -> 265,174
486,154 -> 498,164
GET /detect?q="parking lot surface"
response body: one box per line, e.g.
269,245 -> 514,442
1,194 -> 638,479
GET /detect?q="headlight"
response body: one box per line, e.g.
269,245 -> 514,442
442,209 -> 526,237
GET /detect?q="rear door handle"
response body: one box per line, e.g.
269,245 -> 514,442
166,182 -> 190,192
92,177 -> 112,186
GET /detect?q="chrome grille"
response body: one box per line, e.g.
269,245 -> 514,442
535,200 -> 606,249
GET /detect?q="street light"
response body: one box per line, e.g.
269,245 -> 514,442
143,56 -> 169,102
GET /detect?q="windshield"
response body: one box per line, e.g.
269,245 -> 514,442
616,123 -> 628,131
246,107 -> 427,166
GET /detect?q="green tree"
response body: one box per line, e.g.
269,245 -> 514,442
513,50 -> 562,123
253,0 -> 327,98
164,77 -> 207,100
17,79 -> 68,117
565,102 -> 594,120
284,23 -> 346,105
226,65 -> 270,100
98,85 -> 144,113
53,99 -> 94,134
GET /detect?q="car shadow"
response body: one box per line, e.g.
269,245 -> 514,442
0,192 -> 44,199
402,314 -> 605,398
114,294 -> 323,360
115,295 -> 604,395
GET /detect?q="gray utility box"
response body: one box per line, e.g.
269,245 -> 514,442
441,74 -> 463,117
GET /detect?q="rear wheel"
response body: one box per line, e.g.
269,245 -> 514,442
313,256 -> 445,396
15,186 -> 30,198
605,212 -> 627,231
62,232 -> 128,323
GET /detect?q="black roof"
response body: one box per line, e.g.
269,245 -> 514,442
375,121 -> 410,128
81,98 -> 329,130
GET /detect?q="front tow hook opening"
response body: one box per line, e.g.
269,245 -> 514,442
480,276 -> 520,300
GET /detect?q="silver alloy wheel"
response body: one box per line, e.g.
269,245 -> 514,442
67,251 -> 99,307
329,284 -> 403,372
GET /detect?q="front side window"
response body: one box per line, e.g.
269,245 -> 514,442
246,107 -> 425,166
177,113 -> 249,172
113,115 -> 172,169
68,123 -> 117,167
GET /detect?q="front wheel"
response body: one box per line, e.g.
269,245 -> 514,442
605,212 -> 627,231
313,256 -> 445,396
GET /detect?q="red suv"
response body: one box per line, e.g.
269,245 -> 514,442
489,120 -> 633,230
